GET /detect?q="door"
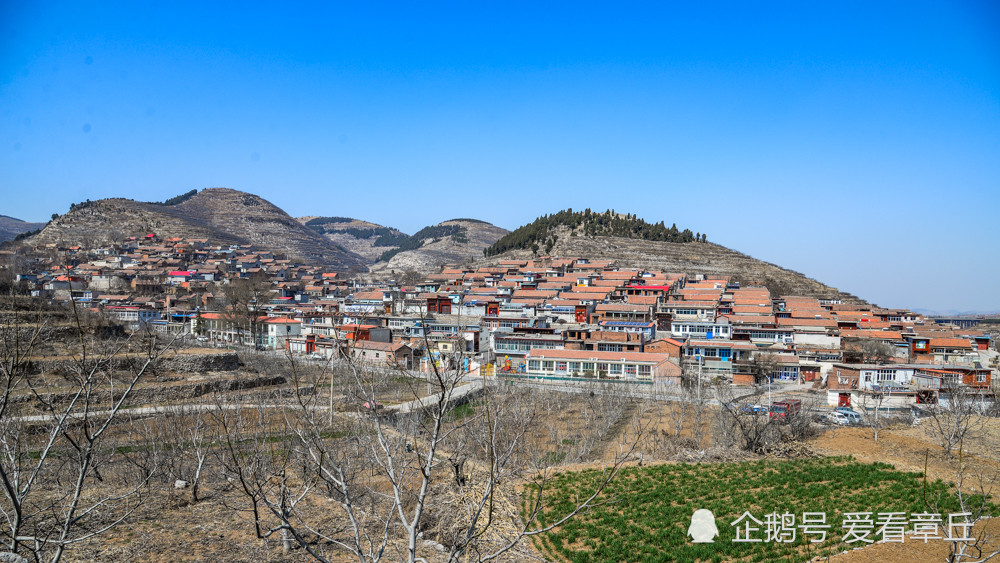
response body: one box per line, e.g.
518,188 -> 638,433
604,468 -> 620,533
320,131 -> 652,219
838,393 -> 851,408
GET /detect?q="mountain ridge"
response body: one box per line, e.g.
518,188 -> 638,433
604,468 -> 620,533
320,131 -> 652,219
479,224 -> 866,303
0,215 -> 46,243
13,190 -> 867,301
26,188 -> 368,271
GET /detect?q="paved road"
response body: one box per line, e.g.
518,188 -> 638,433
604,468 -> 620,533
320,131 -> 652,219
392,379 -> 484,414
14,371 -> 827,426
14,378 -> 483,424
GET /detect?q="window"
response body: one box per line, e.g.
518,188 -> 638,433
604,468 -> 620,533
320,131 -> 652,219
528,360 -> 540,371
582,362 -> 595,372
976,373 -> 987,383
569,362 -> 581,372
542,361 -> 554,371
609,363 -> 623,375
597,363 -> 609,373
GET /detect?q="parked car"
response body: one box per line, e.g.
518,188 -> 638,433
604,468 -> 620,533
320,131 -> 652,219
741,403 -> 768,414
831,410 -> 861,425
836,407 -> 860,417
830,412 -> 851,425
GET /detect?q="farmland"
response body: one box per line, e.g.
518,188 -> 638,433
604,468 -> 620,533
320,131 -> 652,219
527,456 -> 997,563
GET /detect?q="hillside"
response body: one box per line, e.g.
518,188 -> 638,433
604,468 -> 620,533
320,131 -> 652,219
369,219 -> 508,273
27,189 -> 367,271
483,224 -> 865,303
485,208 -> 703,256
0,215 -> 46,243
297,216 -> 408,262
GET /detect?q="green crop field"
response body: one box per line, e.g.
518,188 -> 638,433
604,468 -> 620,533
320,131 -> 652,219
525,456 -> 997,563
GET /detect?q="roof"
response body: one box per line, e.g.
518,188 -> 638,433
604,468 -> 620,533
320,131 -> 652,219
595,303 -> 652,312
929,338 -> 973,349
351,340 -> 410,352
685,339 -> 757,349
721,314 -> 776,325
775,317 -> 837,327
646,337 -> 686,348
599,321 -> 655,327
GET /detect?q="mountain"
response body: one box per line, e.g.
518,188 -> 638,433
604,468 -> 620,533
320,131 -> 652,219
297,216 -> 408,262
911,308 -> 1000,318
368,219 -> 509,273
485,209 -> 702,257
481,211 -> 864,303
0,215 -> 46,243
27,188 -> 368,271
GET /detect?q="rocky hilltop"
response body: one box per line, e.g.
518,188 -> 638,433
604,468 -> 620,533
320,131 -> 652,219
370,219 -> 509,273
17,191 -> 864,300
297,216 -> 407,262
0,215 -> 46,243
482,224 -> 865,303
28,189 -> 367,271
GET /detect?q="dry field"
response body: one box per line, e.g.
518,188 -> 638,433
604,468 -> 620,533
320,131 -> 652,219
4,328 -> 997,563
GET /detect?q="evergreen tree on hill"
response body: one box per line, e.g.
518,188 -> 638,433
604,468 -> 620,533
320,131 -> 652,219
484,209 -> 705,256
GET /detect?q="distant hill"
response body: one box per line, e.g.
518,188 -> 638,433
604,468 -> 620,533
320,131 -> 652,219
485,208 -> 703,256
0,215 -> 46,243
368,219 -> 508,273
26,188 -> 368,271
297,216 -> 408,262
481,213 -> 864,303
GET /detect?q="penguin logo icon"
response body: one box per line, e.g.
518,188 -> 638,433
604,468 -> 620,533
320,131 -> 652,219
688,509 -> 719,543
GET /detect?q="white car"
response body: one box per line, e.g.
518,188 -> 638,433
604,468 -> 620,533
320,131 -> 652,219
831,411 -> 861,425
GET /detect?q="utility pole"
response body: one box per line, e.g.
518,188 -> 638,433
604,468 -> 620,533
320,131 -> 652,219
697,354 -> 703,401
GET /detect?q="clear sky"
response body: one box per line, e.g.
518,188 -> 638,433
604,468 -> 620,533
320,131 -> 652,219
2,2 -> 998,313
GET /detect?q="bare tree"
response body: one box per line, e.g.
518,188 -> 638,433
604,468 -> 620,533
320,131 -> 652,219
221,272 -> 272,347
844,338 -> 896,364
856,390 -> 888,442
0,294 -> 172,562
920,385 -> 986,460
665,385 -> 691,439
654,377 -> 710,450
216,324 -> 647,562
922,447 -> 1000,563
157,405 -> 212,503
741,351 -> 779,386
714,384 -> 780,455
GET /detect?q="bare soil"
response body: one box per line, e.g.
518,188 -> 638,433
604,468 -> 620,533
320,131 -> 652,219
810,419 -> 1000,563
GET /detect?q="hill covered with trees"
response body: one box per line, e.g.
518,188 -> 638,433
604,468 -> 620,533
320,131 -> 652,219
484,209 -> 705,257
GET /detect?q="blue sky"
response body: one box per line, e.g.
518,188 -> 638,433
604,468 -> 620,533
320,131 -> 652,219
2,2 -> 998,312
